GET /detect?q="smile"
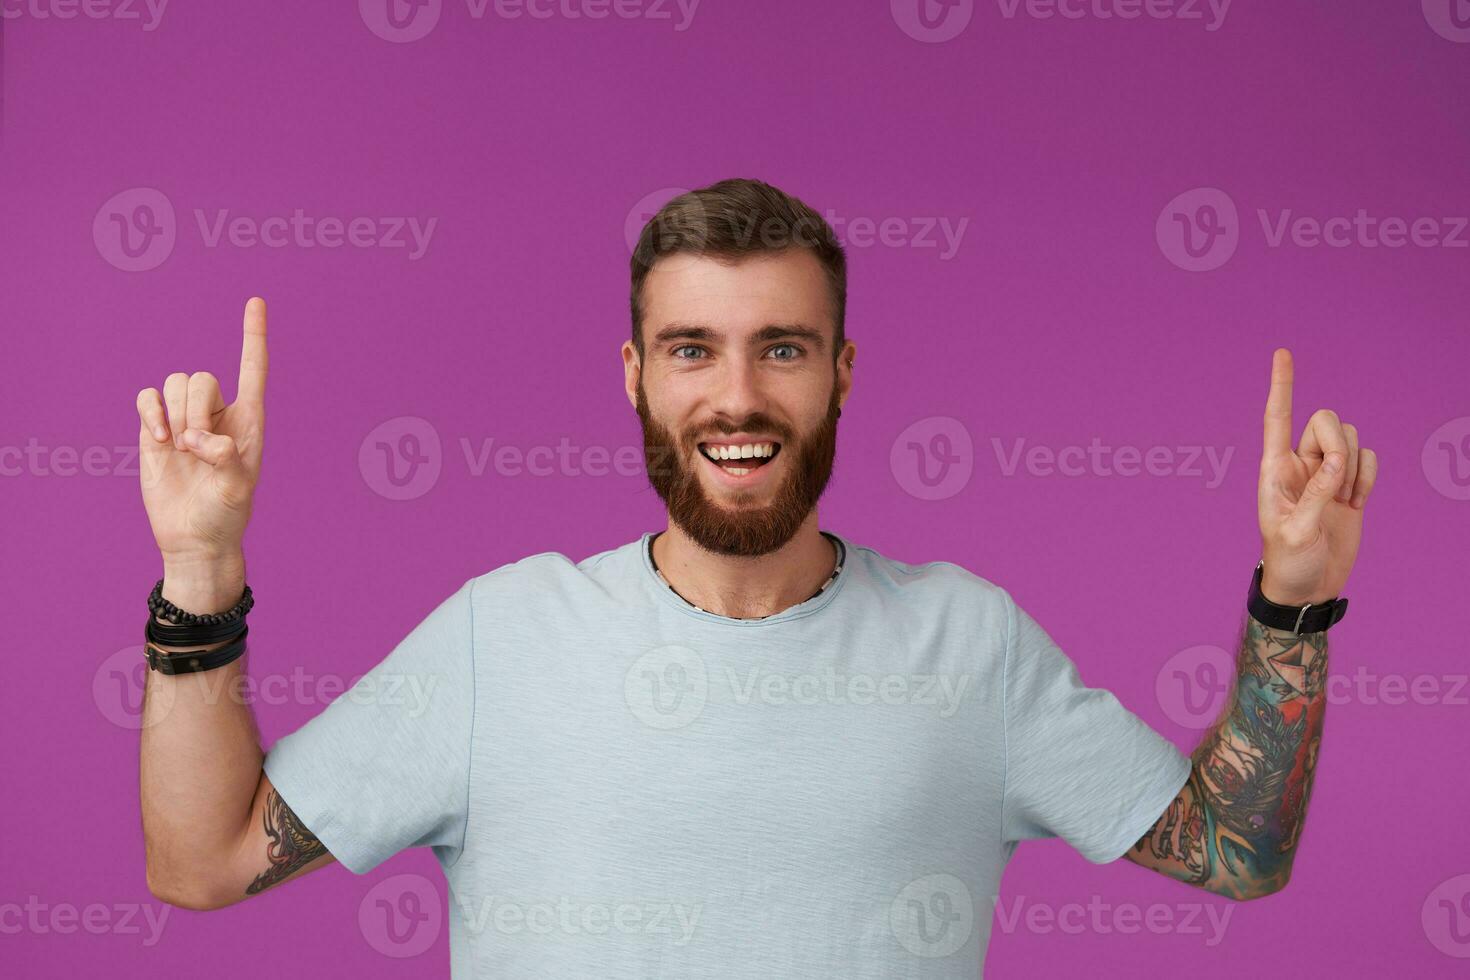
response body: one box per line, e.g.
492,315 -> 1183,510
698,440 -> 781,478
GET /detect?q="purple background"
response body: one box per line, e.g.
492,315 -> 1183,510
3,0 -> 1468,976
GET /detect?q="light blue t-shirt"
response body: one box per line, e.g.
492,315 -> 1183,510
263,531 -> 1192,978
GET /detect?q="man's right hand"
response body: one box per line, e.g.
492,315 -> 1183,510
136,297 -> 269,573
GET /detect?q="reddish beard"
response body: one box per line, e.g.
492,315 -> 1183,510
635,379 -> 841,557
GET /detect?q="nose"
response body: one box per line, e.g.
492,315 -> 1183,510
704,356 -> 768,429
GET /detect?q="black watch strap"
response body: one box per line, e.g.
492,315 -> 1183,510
1247,561 -> 1348,634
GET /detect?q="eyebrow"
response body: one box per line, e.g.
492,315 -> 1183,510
650,322 -> 828,354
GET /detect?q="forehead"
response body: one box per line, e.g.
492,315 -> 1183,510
641,248 -> 834,343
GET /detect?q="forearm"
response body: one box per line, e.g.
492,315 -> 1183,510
139,554 -> 264,904
1141,613 -> 1329,899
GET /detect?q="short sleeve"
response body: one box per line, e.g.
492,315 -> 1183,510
999,589 -> 1192,864
262,577 -> 476,874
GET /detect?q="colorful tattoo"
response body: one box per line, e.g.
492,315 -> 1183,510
245,789 -> 328,896
1131,616 -> 1328,898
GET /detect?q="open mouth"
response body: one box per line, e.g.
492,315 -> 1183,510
697,440 -> 782,478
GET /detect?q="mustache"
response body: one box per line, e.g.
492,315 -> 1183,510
673,419 -> 794,447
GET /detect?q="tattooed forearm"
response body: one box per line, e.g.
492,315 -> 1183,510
1131,615 -> 1328,899
244,789 -> 328,896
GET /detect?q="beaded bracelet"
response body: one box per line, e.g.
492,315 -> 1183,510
148,578 -> 253,626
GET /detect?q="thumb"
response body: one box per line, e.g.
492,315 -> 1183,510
180,428 -> 249,492
1290,451 -> 1346,531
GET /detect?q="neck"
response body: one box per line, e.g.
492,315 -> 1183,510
652,512 -> 836,620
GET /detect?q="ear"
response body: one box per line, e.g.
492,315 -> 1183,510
621,339 -> 641,410
836,338 -> 856,411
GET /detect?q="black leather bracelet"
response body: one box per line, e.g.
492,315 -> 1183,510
148,610 -> 249,646
1247,560 -> 1349,634
143,622 -> 249,674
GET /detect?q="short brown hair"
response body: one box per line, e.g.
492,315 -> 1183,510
629,178 -> 847,358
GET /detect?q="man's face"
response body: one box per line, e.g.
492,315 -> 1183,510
624,248 -> 854,557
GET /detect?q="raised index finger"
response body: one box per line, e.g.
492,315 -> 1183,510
237,296 -> 269,406
1263,347 -> 1293,458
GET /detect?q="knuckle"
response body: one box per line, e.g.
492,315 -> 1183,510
188,370 -> 218,388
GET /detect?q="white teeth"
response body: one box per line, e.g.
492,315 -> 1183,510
701,442 -> 776,461
727,466 -> 750,475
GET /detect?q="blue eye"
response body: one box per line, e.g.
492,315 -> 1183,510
768,344 -> 800,360
672,345 -> 706,359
